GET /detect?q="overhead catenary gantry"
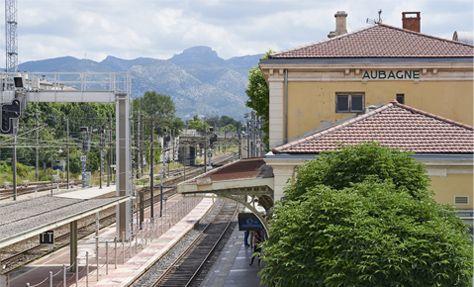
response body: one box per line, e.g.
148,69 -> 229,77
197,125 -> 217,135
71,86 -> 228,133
0,72 -> 133,243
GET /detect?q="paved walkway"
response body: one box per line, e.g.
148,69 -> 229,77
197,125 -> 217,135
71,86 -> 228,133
9,195 -> 212,287
201,226 -> 264,287
93,197 -> 214,287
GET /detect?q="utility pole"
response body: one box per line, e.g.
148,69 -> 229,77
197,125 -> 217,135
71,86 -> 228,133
35,110 -> 39,181
140,112 -> 144,178
107,116 -> 112,186
137,111 -> 142,178
99,127 -> 104,189
238,127 -> 242,159
160,166 -> 164,217
246,120 -> 250,158
204,129 -> 208,172
66,118 -> 70,189
12,131 -> 17,200
149,119 -> 155,220
251,112 -> 256,157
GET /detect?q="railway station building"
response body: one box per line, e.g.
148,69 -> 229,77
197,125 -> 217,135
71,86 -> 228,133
179,11 -> 474,227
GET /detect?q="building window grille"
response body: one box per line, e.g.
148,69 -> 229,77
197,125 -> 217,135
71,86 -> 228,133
454,196 -> 469,205
336,93 -> 364,113
396,93 -> 405,104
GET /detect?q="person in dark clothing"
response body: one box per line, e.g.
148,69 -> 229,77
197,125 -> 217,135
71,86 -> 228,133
249,230 -> 263,266
244,230 -> 250,247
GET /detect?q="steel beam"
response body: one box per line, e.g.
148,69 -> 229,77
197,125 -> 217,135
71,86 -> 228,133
115,93 -> 131,241
69,220 -> 78,270
0,91 -> 115,103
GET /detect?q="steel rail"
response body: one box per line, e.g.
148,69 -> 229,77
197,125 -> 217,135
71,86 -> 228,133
151,201 -> 238,287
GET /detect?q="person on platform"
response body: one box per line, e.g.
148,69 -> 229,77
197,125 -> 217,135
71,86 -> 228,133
244,230 -> 250,247
249,229 -> 263,266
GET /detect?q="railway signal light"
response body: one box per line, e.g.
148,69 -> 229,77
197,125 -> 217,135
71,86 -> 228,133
1,99 -> 21,134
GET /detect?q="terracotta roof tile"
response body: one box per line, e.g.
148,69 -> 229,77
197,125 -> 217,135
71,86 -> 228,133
272,102 -> 474,154
271,24 -> 474,58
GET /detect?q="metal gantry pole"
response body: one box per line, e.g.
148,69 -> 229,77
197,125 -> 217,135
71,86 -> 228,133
246,120 -> 250,158
204,129 -> 208,172
108,116 -> 112,186
150,119 -> 155,220
66,118 -> 70,189
160,171 -> 163,218
35,110 -> 39,181
12,132 -> 17,200
99,128 -> 104,189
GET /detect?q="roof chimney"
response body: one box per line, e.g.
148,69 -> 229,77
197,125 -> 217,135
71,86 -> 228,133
402,12 -> 421,33
328,11 -> 348,38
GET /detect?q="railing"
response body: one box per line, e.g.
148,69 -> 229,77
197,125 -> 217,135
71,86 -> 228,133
0,72 -> 131,95
23,195 -> 203,287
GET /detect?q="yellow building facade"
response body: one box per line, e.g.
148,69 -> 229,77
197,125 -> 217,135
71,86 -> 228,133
260,15 -> 474,223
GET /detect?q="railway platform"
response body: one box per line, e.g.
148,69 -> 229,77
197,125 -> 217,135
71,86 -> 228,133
200,225 -> 264,287
7,195 -> 212,287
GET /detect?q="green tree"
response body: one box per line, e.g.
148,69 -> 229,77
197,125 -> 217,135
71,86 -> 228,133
187,115 -> 210,133
261,180 -> 473,287
221,124 -> 236,138
140,91 -> 176,123
287,142 -> 430,201
246,51 -> 272,148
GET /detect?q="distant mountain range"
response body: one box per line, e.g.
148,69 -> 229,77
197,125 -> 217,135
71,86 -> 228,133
19,46 -> 263,119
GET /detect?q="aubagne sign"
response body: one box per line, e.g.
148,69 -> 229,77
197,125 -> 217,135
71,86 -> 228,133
362,70 -> 421,80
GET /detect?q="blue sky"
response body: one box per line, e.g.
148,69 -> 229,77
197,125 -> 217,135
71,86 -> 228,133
10,0 -> 474,62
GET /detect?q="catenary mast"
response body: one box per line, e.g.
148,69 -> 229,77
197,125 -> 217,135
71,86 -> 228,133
5,0 -> 18,73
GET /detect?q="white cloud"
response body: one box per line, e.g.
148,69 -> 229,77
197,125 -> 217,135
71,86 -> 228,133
6,0 -> 472,62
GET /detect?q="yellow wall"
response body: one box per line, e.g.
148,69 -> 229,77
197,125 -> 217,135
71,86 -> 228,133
430,173 -> 473,210
287,81 -> 473,140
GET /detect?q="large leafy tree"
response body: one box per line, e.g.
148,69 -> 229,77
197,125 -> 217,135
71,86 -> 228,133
140,91 -> 176,123
261,143 -> 473,287
246,51 -> 272,148
287,142 -> 430,201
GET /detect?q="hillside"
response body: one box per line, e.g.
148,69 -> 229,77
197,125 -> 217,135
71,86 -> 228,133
19,46 -> 263,119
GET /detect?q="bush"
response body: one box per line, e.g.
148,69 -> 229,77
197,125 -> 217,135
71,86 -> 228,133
287,143 -> 430,201
261,180 -> 473,287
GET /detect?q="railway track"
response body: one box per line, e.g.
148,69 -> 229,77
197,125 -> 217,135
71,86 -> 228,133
0,153 -> 236,201
0,153 -> 238,273
152,201 -> 238,287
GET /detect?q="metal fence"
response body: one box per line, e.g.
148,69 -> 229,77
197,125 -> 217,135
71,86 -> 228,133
24,195 -> 203,287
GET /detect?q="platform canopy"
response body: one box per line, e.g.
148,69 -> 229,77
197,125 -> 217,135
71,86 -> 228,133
0,195 -> 129,249
178,158 -> 274,231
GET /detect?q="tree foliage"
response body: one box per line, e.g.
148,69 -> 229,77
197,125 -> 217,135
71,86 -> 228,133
246,51 -> 272,148
187,115 -> 210,133
260,143 -> 473,287
140,91 -> 176,123
261,181 -> 473,287
287,143 -> 430,201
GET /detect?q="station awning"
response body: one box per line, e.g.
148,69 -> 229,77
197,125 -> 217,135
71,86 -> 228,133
179,157 -> 273,196
178,158 -> 274,216
0,195 -> 129,249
